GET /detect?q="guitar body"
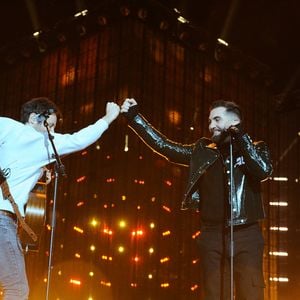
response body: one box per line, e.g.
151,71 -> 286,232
19,182 -> 47,252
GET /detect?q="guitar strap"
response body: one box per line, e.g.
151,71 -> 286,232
0,180 -> 38,242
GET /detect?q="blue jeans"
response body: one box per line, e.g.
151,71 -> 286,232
0,214 -> 29,300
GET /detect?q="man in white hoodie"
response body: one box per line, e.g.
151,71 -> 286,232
0,97 -> 120,299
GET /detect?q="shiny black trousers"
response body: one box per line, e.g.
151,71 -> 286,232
196,223 -> 265,300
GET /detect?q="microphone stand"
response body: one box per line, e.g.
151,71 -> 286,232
43,118 -> 67,300
229,134 -> 234,300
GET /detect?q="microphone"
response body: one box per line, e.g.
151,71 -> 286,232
36,109 -> 55,123
226,123 -> 241,135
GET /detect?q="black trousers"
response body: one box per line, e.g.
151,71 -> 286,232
196,223 -> 265,300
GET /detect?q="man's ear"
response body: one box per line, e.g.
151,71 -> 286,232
28,112 -> 38,124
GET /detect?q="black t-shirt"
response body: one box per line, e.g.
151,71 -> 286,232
198,155 -> 228,225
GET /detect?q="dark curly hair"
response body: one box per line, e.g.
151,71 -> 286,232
20,97 -> 61,123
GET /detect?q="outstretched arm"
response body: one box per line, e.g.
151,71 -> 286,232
54,102 -> 120,155
121,98 -> 194,166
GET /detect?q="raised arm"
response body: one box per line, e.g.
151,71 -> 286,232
54,102 -> 120,155
121,98 -> 194,166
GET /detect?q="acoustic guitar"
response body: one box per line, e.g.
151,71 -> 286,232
19,182 -> 47,252
0,168 -> 47,252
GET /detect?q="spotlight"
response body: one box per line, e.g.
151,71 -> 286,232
217,38 -> 229,47
214,44 -> 227,62
137,8 -> 147,20
174,8 -> 189,24
177,16 -> 189,24
177,23 -> 191,43
33,30 -> 41,38
76,24 -> 87,36
178,31 -> 189,41
74,9 -> 88,18
120,5 -> 130,17
159,20 -> 169,31
37,40 -> 47,53
97,15 -> 108,26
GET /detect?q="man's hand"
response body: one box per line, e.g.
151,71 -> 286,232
121,98 -> 137,113
102,102 -> 120,125
225,121 -> 242,135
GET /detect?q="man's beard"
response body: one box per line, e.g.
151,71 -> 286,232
211,130 -> 230,144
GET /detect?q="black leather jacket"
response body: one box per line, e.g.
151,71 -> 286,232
128,113 -> 273,226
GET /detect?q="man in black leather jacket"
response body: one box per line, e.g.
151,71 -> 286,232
121,98 -> 272,300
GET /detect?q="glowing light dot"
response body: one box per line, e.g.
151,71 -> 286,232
118,246 -> 125,253
90,245 -> 96,251
149,247 -> 154,254
162,230 -> 171,236
90,218 -> 98,227
76,176 -> 86,183
73,226 -> 84,234
106,178 -> 115,183
162,205 -> 171,212
165,180 -> 172,186
160,257 -> 170,263
148,274 -> 153,279
103,228 -> 113,235
168,110 -> 181,125
100,280 -> 112,287
89,272 -> 94,277
150,222 -> 155,229
121,195 -> 126,201
70,279 -> 81,286
192,231 -> 201,239
119,220 -> 126,228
